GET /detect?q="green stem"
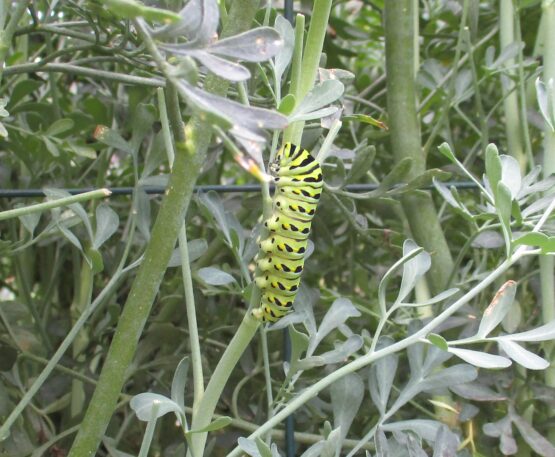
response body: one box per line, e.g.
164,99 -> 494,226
68,1 -> 261,455
158,87 -> 205,409
0,0 -> 29,85
384,0 -> 454,293
2,62 -> 164,86
499,0 -> 526,170
0,189 -> 111,221
540,0 -> 555,400
284,0 -> 332,144
189,313 -> 260,456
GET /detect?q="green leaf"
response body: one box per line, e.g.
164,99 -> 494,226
477,280 -> 517,338
485,144 -> 502,200
87,248 -> 104,273
346,145 -> 375,183
46,118 -> 75,136
513,232 -> 555,254
93,204 -> 119,249
186,416 -> 232,434
496,181 -> 513,255
438,142 -> 457,162
171,357 -> 189,416
255,438 -> 273,457
427,334 -> 448,351
343,113 -> 388,130
278,93 -> 296,115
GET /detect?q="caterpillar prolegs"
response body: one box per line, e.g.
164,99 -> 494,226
253,143 -> 323,322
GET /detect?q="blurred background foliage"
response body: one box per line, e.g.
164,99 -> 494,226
1,0 -> 555,456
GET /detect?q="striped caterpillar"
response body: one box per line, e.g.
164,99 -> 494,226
253,143 -> 323,322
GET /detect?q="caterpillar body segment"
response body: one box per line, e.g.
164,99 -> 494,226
254,143 -> 323,322
259,234 -> 307,260
264,214 -> 312,240
255,274 -> 300,295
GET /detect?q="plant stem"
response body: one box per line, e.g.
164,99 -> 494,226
540,0 -> 555,406
0,0 -> 29,85
2,62 -> 164,86
158,87 -> 205,410
68,1 -> 262,455
499,0 -> 526,170
284,0 -> 332,144
0,189 -> 111,221
384,0 -> 454,293
188,313 -> 260,456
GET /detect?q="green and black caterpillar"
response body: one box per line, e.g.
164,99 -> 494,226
254,143 -> 323,322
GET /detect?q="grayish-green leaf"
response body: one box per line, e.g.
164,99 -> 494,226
448,347 -> 511,369
93,203 -> 119,249
19,211 -> 40,236
170,357 -> 189,415
369,349 -> 398,416
495,319 -> 555,342
472,230 -> 505,249
208,27 -> 283,61
130,393 -> 182,422
498,340 -> 549,370
396,240 -> 431,305
188,50 -> 251,81
500,155 -> 522,199
331,373 -> 364,443
289,80 -> 344,121
510,410 -> 555,457
375,428 -> 390,457
45,188 -> 93,241
308,297 -> 360,355
536,77 -> 555,132
382,420 -> 443,442
432,425 -> 459,457
273,15 -> 294,82
483,416 -> 517,455
477,280 -> 517,338
197,267 -> 236,286
168,238 -> 208,267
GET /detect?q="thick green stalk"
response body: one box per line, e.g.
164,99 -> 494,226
0,0 -> 29,85
499,0 -> 526,170
540,0 -> 555,394
158,87 -> 205,410
67,1 -> 261,455
284,0 -> 332,144
384,0 -> 454,293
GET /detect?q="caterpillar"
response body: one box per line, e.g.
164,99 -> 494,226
254,143 -> 323,322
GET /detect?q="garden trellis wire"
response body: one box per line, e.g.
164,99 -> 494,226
0,181 -> 479,198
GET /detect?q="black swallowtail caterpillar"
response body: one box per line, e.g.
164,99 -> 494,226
253,143 -> 323,322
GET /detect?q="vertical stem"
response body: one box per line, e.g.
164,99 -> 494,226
540,0 -> 555,398
384,0 -> 454,293
284,0 -> 332,144
68,1 -> 262,455
158,87 -> 205,410
499,0 -> 526,170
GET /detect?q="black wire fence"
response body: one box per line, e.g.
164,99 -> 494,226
0,181 -> 479,198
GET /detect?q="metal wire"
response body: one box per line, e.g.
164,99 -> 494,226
0,181 -> 479,198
